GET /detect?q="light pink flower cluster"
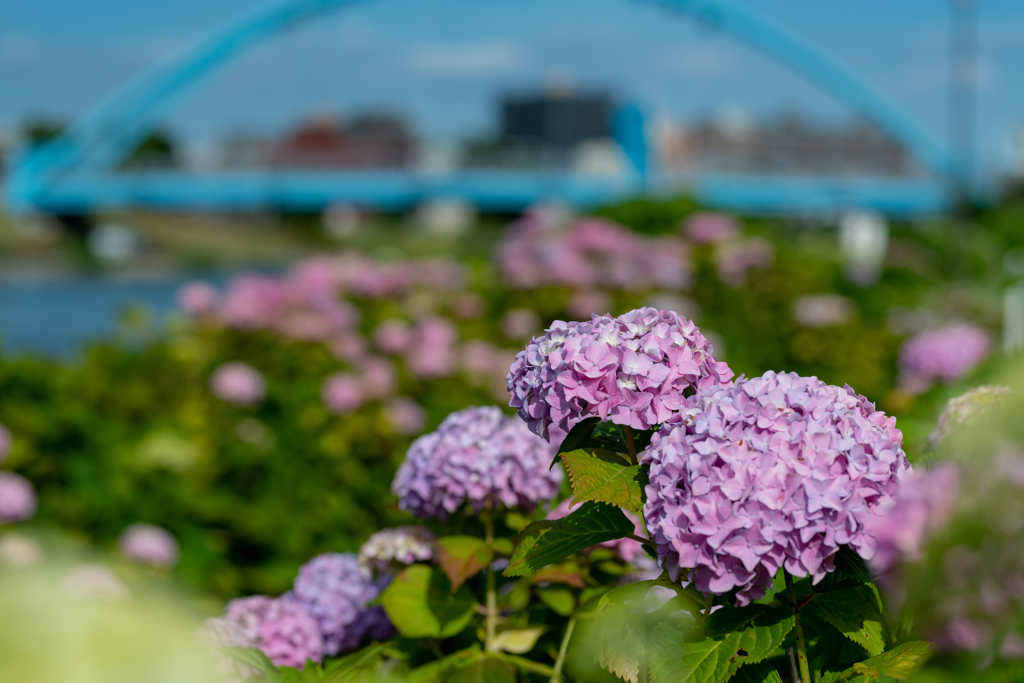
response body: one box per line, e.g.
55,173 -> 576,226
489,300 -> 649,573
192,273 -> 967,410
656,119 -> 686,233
643,371 -> 909,605
383,397 -> 428,436
0,472 -> 36,523
865,463 -> 959,579
332,252 -> 464,299
404,317 -> 458,380
507,308 -> 734,444
358,526 -> 437,573
497,213 -> 691,291
714,237 -> 775,287
460,340 -> 519,402
215,596 -> 324,669
177,281 -> 219,316
899,322 -> 991,394
684,212 -> 740,245
210,361 -> 267,407
118,523 -> 180,568
392,406 -> 562,518
321,373 -> 364,415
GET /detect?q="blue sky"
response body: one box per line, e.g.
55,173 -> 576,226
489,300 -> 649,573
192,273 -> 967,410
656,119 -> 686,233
2,0 -> 1023,171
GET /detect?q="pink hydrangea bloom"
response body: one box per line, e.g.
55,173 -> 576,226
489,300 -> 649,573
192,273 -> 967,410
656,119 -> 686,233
383,397 -> 428,436
219,276 -> 291,330
0,424 -> 10,465
290,552 -> 391,656
359,357 -> 397,400
405,317 -> 458,380
714,237 -> 774,287
177,281 -> 219,316
0,472 -> 36,523
643,371 -> 909,605
684,212 -> 740,244
222,596 -> 324,668
507,307 -> 734,444
118,523 -> 180,569
330,333 -> 368,362
500,308 -> 541,340
373,320 -> 412,354
566,290 -> 611,320
322,373 -> 364,415
451,292 -> 486,319
210,362 -> 267,407
900,322 -> 991,393
392,406 -> 562,518
866,463 -> 959,578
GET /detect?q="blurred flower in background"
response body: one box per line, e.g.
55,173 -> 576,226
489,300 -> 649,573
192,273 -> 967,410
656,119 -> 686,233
210,361 -> 267,407
899,322 -> 992,394
0,472 -> 36,523
683,211 -> 739,244
118,523 -> 180,569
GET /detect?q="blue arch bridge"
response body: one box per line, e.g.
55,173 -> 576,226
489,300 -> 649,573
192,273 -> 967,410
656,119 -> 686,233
4,0 -> 959,218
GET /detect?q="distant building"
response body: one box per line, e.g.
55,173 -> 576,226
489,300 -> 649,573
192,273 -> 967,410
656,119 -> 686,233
274,113 -> 415,169
500,92 -> 613,149
663,111 -> 919,177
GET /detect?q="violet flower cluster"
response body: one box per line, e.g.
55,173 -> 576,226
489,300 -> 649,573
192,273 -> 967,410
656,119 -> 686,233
392,406 -> 562,518
215,595 -> 325,669
507,307 -> 734,444
358,526 -> 437,573
289,552 -> 393,656
496,211 -> 691,292
0,471 -> 36,523
118,523 -> 180,568
899,322 -> 991,394
643,371 -> 909,605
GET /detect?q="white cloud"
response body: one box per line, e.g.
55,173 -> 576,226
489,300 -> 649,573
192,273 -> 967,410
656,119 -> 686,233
407,40 -> 527,75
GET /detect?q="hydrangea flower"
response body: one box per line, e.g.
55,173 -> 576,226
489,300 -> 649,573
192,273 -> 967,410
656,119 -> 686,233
507,308 -> 733,443
713,237 -> 774,287
220,595 -> 324,668
383,397 -> 427,436
373,320 -> 412,354
177,281 -> 219,316
643,371 -> 909,605
289,552 -> 390,656
0,472 -> 36,523
684,212 -> 740,244
359,526 -> 437,573
405,317 -> 458,380
865,463 -> 959,579
930,385 -> 1010,446
392,406 -> 562,518
899,322 -> 991,394
359,357 -> 397,400
210,362 -> 267,407
321,373 -> 364,415
118,523 -> 180,569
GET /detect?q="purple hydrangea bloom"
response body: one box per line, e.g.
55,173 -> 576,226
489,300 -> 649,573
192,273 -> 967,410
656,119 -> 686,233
865,463 -> 960,579
118,523 -> 180,569
899,322 -> 991,394
643,371 -> 909,605
359,526 -> 436,572
290,552 -> 390,656
210,362 -> 267,407
221,595 -> 324,668
392,406 -> 562,518
0,472 -> 36,523
507,308 -> 734,444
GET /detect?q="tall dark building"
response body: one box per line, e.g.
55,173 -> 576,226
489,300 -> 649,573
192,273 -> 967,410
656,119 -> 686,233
501,93 -> 613,149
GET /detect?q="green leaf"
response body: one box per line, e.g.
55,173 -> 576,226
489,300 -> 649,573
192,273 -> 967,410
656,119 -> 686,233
804,587 -> 886,657
850,641 -> 934,681
538,587 -> 577,616
491,627 -> 546,654
438,536 -> 490,592
504,501 -> 636,577
561,448 -> 644,512
732,661 -> 785,683
833,546 -> 874,585
557,417 -> 602,458
594,582 -> 657,683
451,654 -> 516,683
380,565 -> 476,638
646,603 -> 795,683
223,647 -> 287,683
408,646 -> 482,683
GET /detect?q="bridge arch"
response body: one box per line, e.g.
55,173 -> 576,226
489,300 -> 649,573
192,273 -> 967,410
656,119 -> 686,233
7,0 -> 954,213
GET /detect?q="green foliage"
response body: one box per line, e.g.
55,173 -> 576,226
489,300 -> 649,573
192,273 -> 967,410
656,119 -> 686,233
804,586 -> 886,657
437,536 -> 489,592
504,502 -> 635,577
849,641 -> 934,681
379,565 -> 477,638
560,448 -> 644,512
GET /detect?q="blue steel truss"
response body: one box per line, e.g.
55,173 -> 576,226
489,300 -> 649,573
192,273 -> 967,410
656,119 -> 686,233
5,0 -> 955,216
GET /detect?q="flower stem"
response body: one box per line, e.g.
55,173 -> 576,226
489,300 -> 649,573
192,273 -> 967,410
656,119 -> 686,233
549,614 -> 577,683
483,505 -> 497,653
623,425 -> 638,464
784,572 -> 812,683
